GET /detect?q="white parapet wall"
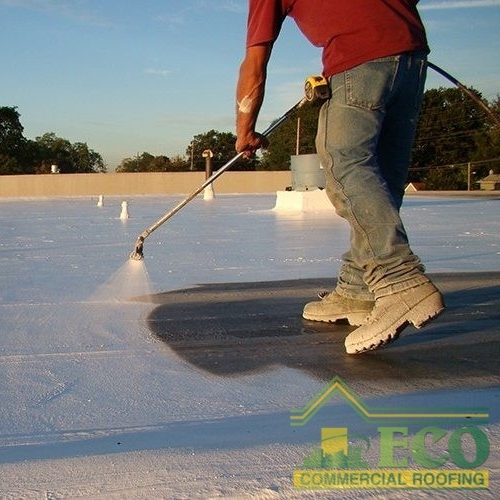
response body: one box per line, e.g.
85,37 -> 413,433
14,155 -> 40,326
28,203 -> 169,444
0,171 -> 292,198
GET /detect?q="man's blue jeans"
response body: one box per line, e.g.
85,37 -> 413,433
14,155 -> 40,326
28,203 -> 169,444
316,52 -> 429,300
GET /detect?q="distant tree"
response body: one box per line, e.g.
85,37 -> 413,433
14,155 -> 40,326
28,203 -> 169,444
33,133 -> 105,173
117,152 -> 154,172
35,133 -> 105,173
148,155 -> 171,172
71,142 -> 106,173
168,155 -> 190,171
0,154 -> 22,175
0,106 -> 24,152
424,165 -> 468,191
116,152 -> 187,172
259,101 -> 320,170
0,106 -> 106,174
187,129 -> 250,171
409,86 -> 496,188
35,133 -> 73,173
412,87 -> 487,170
0,106 -> 27,174
472,94 -> 500,173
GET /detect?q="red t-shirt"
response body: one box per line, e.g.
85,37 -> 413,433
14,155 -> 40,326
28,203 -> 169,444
246,0 -> 429,76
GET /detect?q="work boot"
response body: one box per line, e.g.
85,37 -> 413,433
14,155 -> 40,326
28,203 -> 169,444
303,291 -> 374,326
344,281 -> 445,354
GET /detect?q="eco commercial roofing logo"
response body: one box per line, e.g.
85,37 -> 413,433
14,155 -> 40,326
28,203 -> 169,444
290,376 -> 490,491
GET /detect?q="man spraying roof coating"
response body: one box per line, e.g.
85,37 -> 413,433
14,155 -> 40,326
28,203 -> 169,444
235,0 -> 445,354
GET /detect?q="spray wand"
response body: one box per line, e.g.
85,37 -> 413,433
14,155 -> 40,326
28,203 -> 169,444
129,84 -> 327,260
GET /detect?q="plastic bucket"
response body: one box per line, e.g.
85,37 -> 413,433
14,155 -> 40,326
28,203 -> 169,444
290,154 -> 325,191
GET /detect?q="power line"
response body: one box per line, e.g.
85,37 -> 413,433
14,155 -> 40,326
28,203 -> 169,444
409,157 -> 500,172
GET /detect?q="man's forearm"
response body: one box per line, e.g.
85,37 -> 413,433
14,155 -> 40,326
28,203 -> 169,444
235,44 -> 272,152
236,61 -> 265,137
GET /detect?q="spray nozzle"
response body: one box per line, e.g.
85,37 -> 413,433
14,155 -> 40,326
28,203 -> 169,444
130,236 -> 145,260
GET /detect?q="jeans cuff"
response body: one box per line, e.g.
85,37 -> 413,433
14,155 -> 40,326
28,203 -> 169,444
335,285 -> 374,302
372,275 -> 431,299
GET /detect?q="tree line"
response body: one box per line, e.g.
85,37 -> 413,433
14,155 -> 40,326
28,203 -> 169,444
0,107 -> 105,174
411,87 -> 500,189
1,86 -> 499,189
115,130 -> 250,173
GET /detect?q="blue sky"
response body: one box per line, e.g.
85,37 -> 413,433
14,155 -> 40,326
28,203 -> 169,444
1,0 -> 499,170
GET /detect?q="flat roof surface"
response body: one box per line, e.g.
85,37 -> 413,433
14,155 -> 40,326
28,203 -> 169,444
0,194 -> 498,498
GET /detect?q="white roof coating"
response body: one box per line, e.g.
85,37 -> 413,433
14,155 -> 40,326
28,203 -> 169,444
0,194 -> 498,498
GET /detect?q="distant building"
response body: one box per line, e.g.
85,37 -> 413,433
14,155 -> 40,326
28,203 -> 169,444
479,170 -> 500,191
405,182 -> 426,192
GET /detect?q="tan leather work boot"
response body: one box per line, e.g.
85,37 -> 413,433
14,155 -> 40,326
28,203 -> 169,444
345,281 -> 445,354
303,291 -> 374,326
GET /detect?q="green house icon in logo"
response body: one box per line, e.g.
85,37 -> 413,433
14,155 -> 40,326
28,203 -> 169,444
290,376 -> 489,427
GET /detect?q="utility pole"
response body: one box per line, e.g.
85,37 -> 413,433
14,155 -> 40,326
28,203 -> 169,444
296,117 -> 301,155
190,141 -> 194,171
